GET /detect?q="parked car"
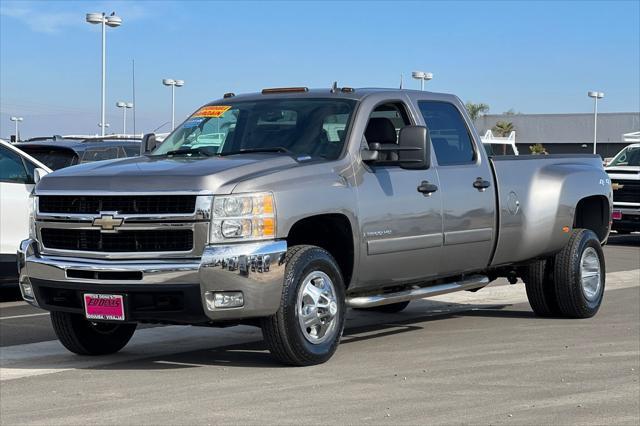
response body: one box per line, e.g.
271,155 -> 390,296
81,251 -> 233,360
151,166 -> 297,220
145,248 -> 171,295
15,136 -> 141,170
0,139 -> 51,286
19,87 -> 611,365
605,143 -> 640,233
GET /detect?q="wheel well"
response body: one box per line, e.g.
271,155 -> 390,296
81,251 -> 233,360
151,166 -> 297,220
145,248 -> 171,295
286,214 -> 354,287
574,195 -> 610,241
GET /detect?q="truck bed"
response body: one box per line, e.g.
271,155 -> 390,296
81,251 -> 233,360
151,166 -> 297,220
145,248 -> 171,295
489,154 -> 610,266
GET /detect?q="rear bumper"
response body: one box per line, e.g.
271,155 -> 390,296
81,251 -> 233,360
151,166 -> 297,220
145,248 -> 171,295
18,238 -> 287,324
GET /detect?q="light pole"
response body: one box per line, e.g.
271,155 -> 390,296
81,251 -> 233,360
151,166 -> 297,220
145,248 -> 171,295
86,12 -> 122,137
412,71 -> 433,91
588,91 -> 605,155
116,101 -> 133,134
162,78 -> 185,130
10,116 -> 23,141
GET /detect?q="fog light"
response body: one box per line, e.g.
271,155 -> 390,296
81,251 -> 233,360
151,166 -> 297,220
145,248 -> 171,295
19,278 -> 35,301
612,210 -> 622,220
204,291 -> 244,310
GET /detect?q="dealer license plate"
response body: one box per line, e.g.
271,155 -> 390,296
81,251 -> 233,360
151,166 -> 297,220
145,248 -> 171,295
83,293 -> 125,321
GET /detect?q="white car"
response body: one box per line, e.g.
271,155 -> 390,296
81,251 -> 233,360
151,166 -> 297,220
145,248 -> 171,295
0,139 -> 51,285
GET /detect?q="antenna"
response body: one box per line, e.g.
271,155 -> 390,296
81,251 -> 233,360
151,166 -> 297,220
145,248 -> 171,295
400,74 -> 403,89
330,81 -> 338,93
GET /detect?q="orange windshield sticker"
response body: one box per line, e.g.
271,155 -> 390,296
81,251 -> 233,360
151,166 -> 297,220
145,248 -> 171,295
192,106 -> 231,118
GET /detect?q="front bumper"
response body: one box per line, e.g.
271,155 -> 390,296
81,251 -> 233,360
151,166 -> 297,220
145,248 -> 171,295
612,206 -> 640,232
18,238 -> 287,323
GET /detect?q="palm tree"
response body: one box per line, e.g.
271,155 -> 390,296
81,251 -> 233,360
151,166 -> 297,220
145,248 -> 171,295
492,121 -> 514,137
465,102 -> 490,120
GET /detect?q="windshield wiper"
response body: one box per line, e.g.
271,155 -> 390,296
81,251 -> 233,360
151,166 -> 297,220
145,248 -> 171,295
163,147 -> 214,157
220,147 -> 292,156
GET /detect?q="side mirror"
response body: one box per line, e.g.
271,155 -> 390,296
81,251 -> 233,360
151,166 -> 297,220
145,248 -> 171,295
361,125 -> 430,170
397,125 -> 430,170
141,133 -> 158,155
33,168 -> 48,184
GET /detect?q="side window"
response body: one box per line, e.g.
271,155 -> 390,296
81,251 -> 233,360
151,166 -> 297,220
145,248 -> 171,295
418,101 -> 475,165
81,147 -> 120,163
0,146 -> 30,184
365,103 -> 411,146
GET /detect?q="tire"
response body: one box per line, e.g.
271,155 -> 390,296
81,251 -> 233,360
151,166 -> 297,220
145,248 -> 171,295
261,245 -> 346,366
354,301 -> 410,313
51,311 -> 137,355
553,229 -> 605,318
523,259 -> 561,317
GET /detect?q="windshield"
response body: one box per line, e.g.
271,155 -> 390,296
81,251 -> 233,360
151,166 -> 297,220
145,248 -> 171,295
152,98 -> 356,160
609,146 -> 640,167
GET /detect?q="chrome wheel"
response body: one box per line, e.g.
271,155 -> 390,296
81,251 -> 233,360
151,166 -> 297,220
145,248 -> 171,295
297,271 -> 339,344
580,247 -> 602,302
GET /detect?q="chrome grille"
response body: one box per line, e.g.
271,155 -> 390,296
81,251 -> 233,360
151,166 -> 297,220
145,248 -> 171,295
41,228 -> 194,253
612,179 -> 640,203
39,195 -> 197,215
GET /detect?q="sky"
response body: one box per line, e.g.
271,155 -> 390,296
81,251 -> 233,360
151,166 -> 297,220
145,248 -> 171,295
0,0 -> 639,138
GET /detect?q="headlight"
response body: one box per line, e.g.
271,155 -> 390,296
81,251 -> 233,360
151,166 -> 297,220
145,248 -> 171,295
210,193 -> 275,243
28,194 -> 37,239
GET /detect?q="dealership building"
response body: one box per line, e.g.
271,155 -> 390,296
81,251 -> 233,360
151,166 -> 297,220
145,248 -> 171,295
474,112 -> 640,158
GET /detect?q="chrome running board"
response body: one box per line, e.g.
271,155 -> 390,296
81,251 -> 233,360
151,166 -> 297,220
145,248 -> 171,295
346,275 -> 490,308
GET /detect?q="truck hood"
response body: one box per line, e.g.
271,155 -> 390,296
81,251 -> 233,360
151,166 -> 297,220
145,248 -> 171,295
35,154 -> 301,194
605,166 -> 640,181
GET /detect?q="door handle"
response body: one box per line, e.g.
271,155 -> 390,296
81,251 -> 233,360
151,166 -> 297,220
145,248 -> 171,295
473,177 -> 491,191
417,181 -> 438,196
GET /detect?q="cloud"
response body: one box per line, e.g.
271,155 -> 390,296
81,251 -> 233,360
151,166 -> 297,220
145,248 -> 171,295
0,3 -> 80,34
0,1 -> 149,34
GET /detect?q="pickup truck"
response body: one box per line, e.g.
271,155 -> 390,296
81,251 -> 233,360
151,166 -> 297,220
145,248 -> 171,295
18,87 -> 613,366
605,143 -> 639,233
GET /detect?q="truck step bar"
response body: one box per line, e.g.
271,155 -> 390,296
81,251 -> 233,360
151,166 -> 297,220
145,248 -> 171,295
346,275 -> 490,308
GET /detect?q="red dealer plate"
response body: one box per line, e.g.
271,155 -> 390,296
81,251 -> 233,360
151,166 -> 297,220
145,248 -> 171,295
83,294 -> 125,321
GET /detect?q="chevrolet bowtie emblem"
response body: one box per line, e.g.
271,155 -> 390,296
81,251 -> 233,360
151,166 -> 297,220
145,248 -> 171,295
611,183 -> 624,190
93,214 -> 124,232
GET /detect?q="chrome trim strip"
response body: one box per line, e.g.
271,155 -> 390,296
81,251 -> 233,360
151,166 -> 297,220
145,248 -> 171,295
444,228 -> 493,246
35,190 -> 216,196
347,275 -> 489,308
367,233 -> 442,255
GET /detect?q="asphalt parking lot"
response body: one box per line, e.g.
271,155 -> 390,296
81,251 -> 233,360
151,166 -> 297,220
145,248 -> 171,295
1,235 -> 638,425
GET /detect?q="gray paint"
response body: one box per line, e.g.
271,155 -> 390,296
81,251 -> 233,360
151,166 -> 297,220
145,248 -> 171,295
23,87 -> 613,323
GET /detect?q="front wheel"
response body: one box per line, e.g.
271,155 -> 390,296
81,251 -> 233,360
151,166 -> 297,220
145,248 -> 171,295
553,229 -> 605,318
51,311 -> 137,355
261,245 -> 346,366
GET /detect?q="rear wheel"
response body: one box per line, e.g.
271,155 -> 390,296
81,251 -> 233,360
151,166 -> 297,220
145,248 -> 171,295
553,229 -> 605,318
51,311 -> 137,355
523,259 -> 561,317
354,301 -> 410,313
261,245 -> 346,366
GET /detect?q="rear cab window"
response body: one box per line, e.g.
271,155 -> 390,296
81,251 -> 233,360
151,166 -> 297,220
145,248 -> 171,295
418,101 -> 476,166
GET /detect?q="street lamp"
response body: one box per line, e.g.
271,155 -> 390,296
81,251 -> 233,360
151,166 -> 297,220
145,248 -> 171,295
588,91 -> 605,155
163,78 -> 185,130
86,12 -> 122,137
412,71 -> 433,91
9,116 -> 23,141
116,101 -> 133,135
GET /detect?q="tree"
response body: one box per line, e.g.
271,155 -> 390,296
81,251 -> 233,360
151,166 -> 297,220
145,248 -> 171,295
492,120 -> 515,137
529,143 -> 548,155
465,102 -> 490,120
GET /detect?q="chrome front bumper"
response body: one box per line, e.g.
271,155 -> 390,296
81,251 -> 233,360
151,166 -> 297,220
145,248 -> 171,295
18,238 -> 287,322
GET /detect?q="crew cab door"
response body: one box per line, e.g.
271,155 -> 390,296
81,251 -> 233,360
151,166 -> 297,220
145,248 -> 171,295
353,99 -> 443,288
416,100 -> 496,274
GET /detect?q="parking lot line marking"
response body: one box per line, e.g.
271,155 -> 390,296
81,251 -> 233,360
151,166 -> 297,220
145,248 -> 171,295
154,360 -> 208,368
0,313 -> 49,320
